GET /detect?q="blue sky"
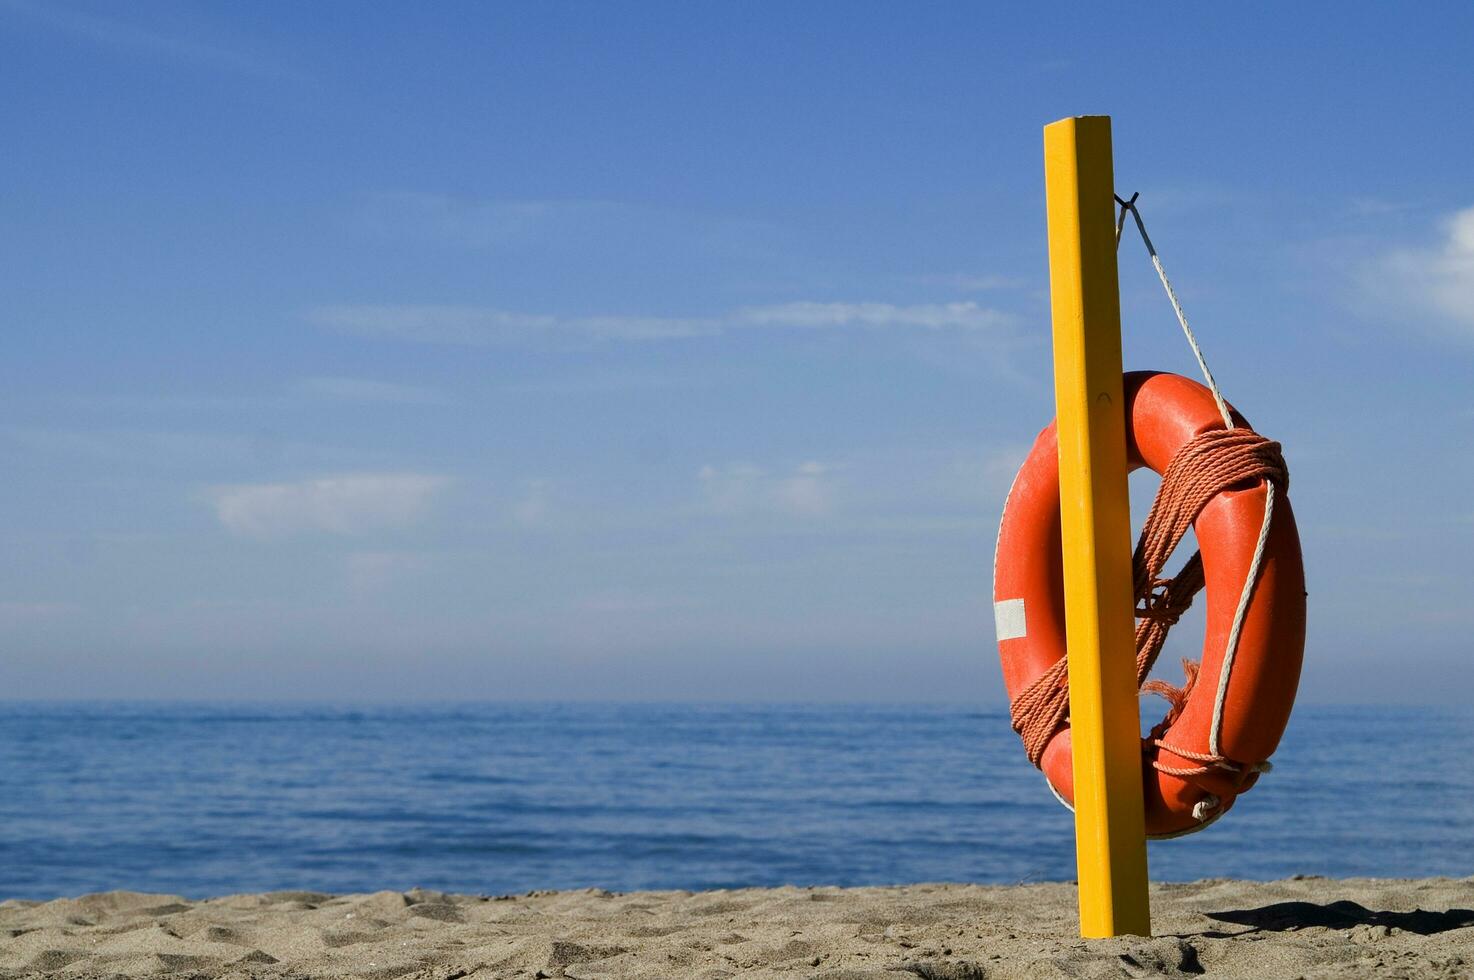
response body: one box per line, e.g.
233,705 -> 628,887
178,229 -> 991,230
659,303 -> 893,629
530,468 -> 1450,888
3,2 -> 1472,701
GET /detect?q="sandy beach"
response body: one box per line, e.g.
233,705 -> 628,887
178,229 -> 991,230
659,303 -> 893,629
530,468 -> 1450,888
2,877 -> 1471,979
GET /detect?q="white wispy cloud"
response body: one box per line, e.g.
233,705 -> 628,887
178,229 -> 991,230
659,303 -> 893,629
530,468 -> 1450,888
354,192 -> 784,258
733,301 -> 1013,332
211,473 -> 448,538
900,445 -> 1032,511
1367,205 -> 1474,334
699,461 -> 834,518
344,550 -> 431,592
911,273 -> 1026,292
577,591 -> 704,615
298,376 -> 446,405
310,300 -> 1016,346
1349,197 -> 1419,218
513,480 -> 554,528
356,194 -> 628,247
0,601 -> 79,625
310,305 -> 719,344
3,0 -> 302,80
1,424 -> 365,471
773,461 -> 832,517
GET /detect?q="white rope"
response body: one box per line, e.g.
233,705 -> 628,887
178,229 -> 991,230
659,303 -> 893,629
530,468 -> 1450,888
1150,801 -> 1226,839
1117,193 -> 1278,797
1115,195 -> 1233,429
1208,480 -> 1276,759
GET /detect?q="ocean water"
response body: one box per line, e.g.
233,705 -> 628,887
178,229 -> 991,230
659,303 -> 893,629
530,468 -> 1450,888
0,702 -> 1470,900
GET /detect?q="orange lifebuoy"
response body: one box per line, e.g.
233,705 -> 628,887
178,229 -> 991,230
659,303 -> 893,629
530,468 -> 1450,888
993,371 -> 1306,837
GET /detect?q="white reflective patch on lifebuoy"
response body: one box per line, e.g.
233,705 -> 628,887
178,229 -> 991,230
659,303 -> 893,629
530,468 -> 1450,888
994,598 -> 1027,642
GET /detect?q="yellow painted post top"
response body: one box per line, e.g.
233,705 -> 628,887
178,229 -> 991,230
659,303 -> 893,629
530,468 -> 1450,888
1042,115 -> 1151,938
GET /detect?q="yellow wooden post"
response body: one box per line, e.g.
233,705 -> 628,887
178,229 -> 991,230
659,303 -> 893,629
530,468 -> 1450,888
1042,115 -> 1152,938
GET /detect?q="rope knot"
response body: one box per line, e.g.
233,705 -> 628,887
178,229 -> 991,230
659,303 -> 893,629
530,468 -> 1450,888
1136,576 -> 1192,627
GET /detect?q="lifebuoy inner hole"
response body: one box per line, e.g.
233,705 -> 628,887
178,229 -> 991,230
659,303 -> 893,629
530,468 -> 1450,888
1128,468 -> 1208,738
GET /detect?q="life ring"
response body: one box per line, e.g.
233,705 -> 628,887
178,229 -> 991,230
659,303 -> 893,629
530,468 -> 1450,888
993,371 -> 1305,838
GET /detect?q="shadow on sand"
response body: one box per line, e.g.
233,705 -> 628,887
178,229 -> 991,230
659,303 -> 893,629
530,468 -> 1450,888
1201,900 -> 1474,937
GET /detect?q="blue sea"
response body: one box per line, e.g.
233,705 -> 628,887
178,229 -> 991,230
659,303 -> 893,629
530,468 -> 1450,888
1,703 -> 1470,900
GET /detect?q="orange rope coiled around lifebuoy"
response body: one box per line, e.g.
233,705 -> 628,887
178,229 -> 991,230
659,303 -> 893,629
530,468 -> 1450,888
1007,426 -> 1288,768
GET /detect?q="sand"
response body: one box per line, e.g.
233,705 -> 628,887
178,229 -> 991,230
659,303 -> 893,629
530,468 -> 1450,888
2,877 -> 1472,979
